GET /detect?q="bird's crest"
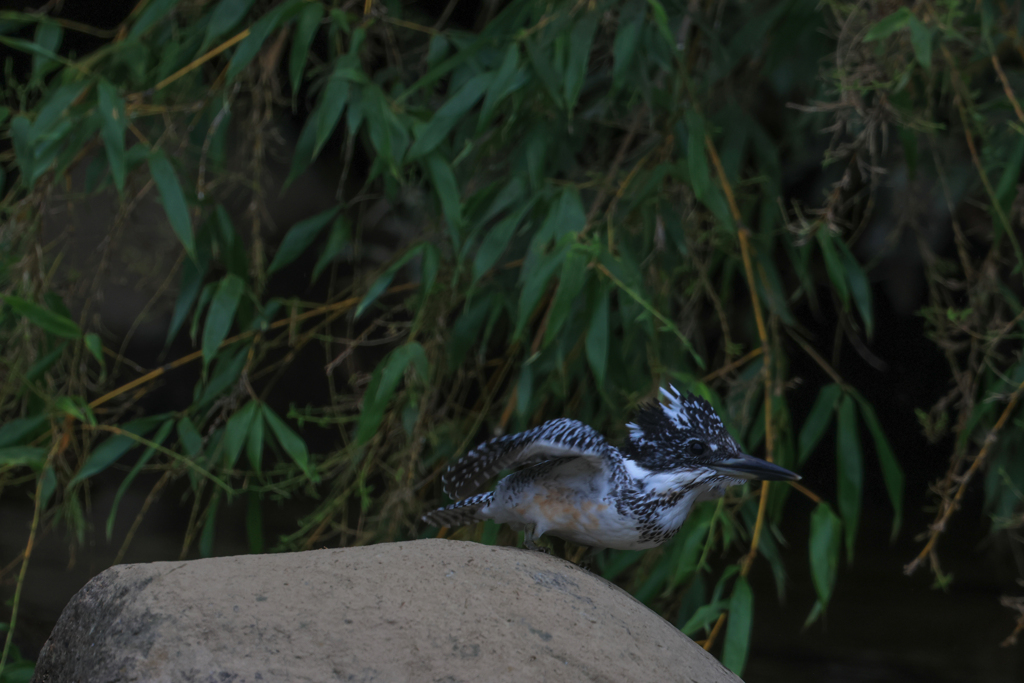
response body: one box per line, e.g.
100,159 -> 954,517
627,385 -> 725,442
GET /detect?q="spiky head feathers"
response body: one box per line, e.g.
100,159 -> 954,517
624,386 -> 741,472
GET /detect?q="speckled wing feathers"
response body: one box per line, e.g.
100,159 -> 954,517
442,418 -> 615,500
421,492 -> 493,528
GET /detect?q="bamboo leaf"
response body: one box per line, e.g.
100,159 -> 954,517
147,150 -> 196,259
425,153 -> 464,246
202,0 -> 257,54
268,205 -> 341,275
815,228 -> 849,308
681,599 -> 729,636
263,404 -> 318,483
586,288 -> 610,385
854,392 -> 905,538
355,245 -> 423,320
4,295 -> 81,338
69,416 -> 165,485
836,240 -> 874,338
798,383 -> 841,466
201,274 -> 245,371
96,79 -> 126,193
543,247 -> 590,348
356,342 -> 430,444
863,7 -> 913,41
105,418 -> 174,540
836,393 -> 863,562
564,12 -> 599,112
223,400 -> 259,468
907,16 -> 932,70
247,407 -> 265,474
311,215 -> 351,283
722,576 -> 753,676
807,502 -> 842,618
289,2 -> 324,96
408,72 -> 490,160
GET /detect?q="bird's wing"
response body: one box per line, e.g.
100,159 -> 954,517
443,418 -> 615,500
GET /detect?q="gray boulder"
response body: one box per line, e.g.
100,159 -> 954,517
32,538 -> 742,682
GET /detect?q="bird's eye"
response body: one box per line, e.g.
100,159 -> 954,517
690,441 -> 707,455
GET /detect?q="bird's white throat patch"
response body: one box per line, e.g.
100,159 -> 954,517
622,458 -> 706,495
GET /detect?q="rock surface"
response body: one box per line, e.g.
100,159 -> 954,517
32,539 -> 742,683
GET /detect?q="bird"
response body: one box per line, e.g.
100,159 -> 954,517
422,385 -> 800,552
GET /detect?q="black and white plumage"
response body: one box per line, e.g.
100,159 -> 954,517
422,385 -> 800,551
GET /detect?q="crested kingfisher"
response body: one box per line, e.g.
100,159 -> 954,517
423,385 -> 800,551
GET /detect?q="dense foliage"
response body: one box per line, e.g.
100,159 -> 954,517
0,0 -> 1022,677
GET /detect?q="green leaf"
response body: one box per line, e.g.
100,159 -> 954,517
0,446 -> 47,468
199,490 -> 221,558
355,244 -> 423,319
106,418 -> 174,540
907,16 -> 932,70
268,206 -> 341,275
223,400 -> 259,468
863,7 -> 913,41
612,5 -> 644,86
815,228 -> 849,308
96,80 -> 126,193
542,247 -> 590,348
70,417 -> 164,484
84,332 -> 105,369
166,246 -> 209,346
836,240 -> 873,338
523,38 -> 563,109
564,12 -> 599,112
808,502 -> 842,613
408,72 -> 490,160
836,393 -> 863,562
263,404 -> 318,483
680,599 -> 729,636
472,200 -> 534,283
645,0 -> 674,46
480,43 -> 521,126
202,0 -> 257,54
4,295 -> 81,338
147,150 -> 196,259
312,215 -> 351,283
425,153 -> 464,246
356,342 -> 430,444
514,239 -> 570,341
798,383 -> 841,466
129,0 -> 181,38
226,0 -> 297,81
313,60 -> 356,156
246,407 -> 265,474
722,576 -> 753,676
289,3 -> 324,96
9,115 -> 33,185
55,396 -> 95,425
284,106 -> 318,188
0,415 -> 48,448
686,111 -> 712,202
448,293 -> 499,367
201,274 -> 245,371
586,288 -> 610,385
177,416 -> 203,456
515,364 -> 534,421
854,393 -> 904,538
31,21 -> 61,79
539,186 -> 586,241
25,342 -> 66,383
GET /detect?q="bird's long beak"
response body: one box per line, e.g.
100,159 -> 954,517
710,452 -> 801,481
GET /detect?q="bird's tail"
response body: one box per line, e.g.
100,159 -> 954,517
422,492 -> 493,528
